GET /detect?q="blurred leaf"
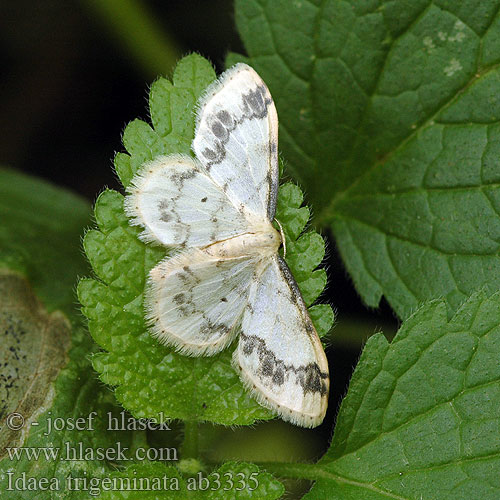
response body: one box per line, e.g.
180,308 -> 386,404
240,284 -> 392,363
0,168 -> 90,314
82,0 -> 182,78
0,169 -> 129,498
0,271 -> 71,459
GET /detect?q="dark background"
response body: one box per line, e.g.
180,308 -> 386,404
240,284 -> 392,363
0,0 -> 245,198
1,0 -> 398,455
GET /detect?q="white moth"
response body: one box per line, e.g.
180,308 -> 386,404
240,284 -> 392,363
125,63 -> 329,427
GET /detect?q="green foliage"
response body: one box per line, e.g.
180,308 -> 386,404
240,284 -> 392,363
233,0 -> 500,319
78,54 -> 333,427
5,1 -> 500,495
252,291 -> 500,499
0,169 -> 127,498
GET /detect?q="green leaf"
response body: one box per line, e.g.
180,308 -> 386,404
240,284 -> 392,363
258,291 -> 500,499
97,461 -> 284,499
0,169 -> 130,498
233,0 -> 500,319
274,183 -> 309,241
0,271 -> 71,460
308,304 -> 334,339
0,168 -> 90,315
0,326 -> 133,499
274,182 -> 332,332
79,54 -> 333,426
116,54 -> 216,188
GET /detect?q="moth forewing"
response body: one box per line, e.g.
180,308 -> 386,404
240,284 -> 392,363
192,63 -> 279,220
124,155 -> 249,248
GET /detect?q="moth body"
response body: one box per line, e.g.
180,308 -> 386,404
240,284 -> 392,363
204,221 -> 281,260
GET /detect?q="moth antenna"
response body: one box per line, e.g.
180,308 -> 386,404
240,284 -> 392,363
274,218 -> 286,258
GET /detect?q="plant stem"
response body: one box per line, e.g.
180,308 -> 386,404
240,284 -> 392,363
253,462 -> 320,480
181,420 -> 199,459
129,429 -> 150,457
82,0 -> 182,78
255,462 -> 411,499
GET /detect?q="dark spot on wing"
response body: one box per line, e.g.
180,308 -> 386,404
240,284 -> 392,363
177,266 -> 200,285
173,293 -> 185,305
203,148 -> 216,160
158,200 -> 176,223
160,211 -> 172,223
299,364 -> 324,394
305,322 -> 315,336
200,319 -> 229,339
242,334 -> 257,356
217,110 -> 234,127
201,197 -> 207,203
211,121 -> 229,141
178,302 -> 197,316
241,85 -> 271,120
272,368 -> 284,386
202,141 -> 225,166
170,168 -> 196,188
261,354 -> 274,376
242,86 -> 266,118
